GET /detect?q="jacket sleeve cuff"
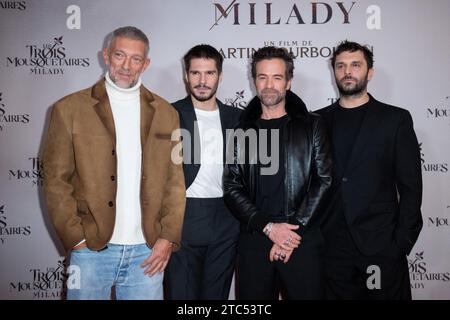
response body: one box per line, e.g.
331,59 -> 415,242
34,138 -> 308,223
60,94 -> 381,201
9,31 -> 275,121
395,234 -> 413,256
249,213 -> 271,234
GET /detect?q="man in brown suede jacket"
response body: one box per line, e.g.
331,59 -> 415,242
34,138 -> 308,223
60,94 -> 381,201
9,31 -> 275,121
43,26 -> 185,300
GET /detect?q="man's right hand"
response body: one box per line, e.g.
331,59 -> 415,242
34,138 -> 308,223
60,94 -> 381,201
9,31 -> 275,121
267,223 -> 301,250
269,243 -> 294,264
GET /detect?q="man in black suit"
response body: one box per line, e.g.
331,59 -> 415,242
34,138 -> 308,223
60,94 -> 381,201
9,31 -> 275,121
165,44 -> 241,299
316,40 -> 423,299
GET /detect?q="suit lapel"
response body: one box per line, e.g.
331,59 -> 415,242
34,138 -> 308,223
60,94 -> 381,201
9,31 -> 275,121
91,79 -> 116,146
92,80 -> 156,150
322,105 -> 346,175
178,97 -> 200,165
181,97 -> 198,149
139,86 -> 155,149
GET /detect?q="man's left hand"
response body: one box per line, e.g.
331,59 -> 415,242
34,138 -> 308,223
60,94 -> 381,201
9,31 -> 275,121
140,238 -> 173,277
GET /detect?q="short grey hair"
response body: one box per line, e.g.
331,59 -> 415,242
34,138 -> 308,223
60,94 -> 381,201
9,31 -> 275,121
106,26 -> 149,56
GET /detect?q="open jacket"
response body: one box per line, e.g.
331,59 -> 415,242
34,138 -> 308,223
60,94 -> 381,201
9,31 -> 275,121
43,79 -> 186,251
223,90 -> 332,235
172,96 -> 242,189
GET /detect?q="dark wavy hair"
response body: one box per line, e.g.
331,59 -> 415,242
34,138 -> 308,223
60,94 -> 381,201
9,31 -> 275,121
251,46 -> 295,80
183,44 -> 223,74
331,40 -> 374,70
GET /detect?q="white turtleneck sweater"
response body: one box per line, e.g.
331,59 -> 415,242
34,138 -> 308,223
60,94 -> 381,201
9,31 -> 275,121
105,72 -> 146,245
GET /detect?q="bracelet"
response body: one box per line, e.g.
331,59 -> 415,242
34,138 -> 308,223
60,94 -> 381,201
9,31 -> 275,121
263,222 -> 273,237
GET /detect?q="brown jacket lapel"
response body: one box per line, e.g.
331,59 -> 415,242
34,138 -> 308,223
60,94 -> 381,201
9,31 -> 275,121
90,78 -> 156,149
91,79 -> 116,146
139,86 -> 155,148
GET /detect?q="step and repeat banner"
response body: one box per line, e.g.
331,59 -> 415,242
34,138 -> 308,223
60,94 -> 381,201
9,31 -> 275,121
0,0 -> 449,300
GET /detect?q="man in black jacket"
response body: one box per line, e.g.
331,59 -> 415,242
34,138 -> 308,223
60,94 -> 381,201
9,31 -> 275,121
223,46 -> 332,299
165,44 -> 241,299
316,40 -> 422,299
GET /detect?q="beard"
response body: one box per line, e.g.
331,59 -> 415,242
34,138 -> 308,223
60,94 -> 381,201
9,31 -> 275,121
258,88 -> 286,107
109,71 -> 138,89
336,73 -> 369,96
190,84 -> 218,102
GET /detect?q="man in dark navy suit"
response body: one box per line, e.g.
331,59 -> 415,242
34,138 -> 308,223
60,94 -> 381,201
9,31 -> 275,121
316,40 -> 422,299
165,44 -> 241,299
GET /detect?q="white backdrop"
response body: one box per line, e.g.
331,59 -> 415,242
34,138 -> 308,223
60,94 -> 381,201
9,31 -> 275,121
1,0 -> 449,300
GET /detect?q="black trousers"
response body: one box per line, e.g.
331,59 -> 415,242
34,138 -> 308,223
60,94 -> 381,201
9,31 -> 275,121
165,197 -> 239,300
324,227 -> 411,300
236,228 -> 325,300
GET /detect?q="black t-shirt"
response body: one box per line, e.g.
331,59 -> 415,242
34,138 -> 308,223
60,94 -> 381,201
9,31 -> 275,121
331,101 -> 370,233
256,114 -> 288,221
332,102 -> 369,173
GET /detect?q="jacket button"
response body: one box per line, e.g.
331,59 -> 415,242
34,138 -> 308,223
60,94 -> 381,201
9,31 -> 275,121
342,177 -> 348,182
108,201 -> 114,207
112,150 -> 115,156
111,175 -> 115,181
142,175 -> 146,180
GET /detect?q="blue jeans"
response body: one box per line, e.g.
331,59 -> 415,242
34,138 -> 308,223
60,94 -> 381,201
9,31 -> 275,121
67,243 -> 163,300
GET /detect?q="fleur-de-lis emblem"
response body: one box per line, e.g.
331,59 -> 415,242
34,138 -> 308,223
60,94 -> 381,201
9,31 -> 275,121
54,36 -> 63,45
56,259 -> 66,270
408,251 -> 425,268
58,259 -> 67,268
235,90 -> 245,99
415,251 -> 424,261
231,90 -> 245,106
